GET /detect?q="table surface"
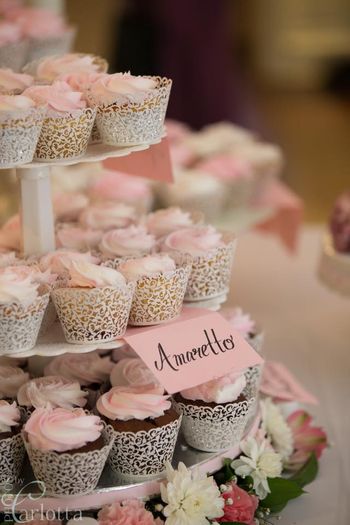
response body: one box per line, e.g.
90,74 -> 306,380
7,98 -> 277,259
228,225 -> 349,525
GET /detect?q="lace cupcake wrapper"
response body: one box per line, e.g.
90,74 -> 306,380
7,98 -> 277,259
0,293 -> 49,355
173,397 -> 254,452
0,433 -> 26,484
52,283 -> 134,344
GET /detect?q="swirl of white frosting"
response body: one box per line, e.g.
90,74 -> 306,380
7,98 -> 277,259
118,254 -> 176,281
110,358 -> 159,388
181,371 -> 247,404
0,267 -> 39,306
56,227 -> 103,252
0,69 -> 34,93
89,73 -> 157,105
0,94 -> 35,113
36,54 -> 105,83
79,202 -> 137,231
162,226 -> 223,257
66,260 -> 126,288
146,207 -> 195,238
100,225 -> 156,258
0,400 -> 20,433
44,353 -> 113,387
40,249 -> 99,276
0,366 -> 29,399
17,376 -> 88,410
96,385 -> 171,421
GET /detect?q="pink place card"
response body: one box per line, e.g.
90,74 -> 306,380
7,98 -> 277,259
124,308 -> 263,394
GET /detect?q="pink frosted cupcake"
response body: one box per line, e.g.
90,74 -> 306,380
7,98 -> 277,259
24,80 -> 96,161
79,202 -> 137,231
173,370 -> 253,452
40,249 -> 99,279
145,207 -> 203,239
56,227 -> 103,252
100,225 -> 156,263
23,407 -> 113,495
97,385 -> 181,479
0,68 -> 33,95
0,400 -> 25,483
0,94 -> 44,167
0,21 -> 27,72
118,254 -> 191,325
110,358 -> 159,388
51,260 -> 134,343
53,192 -> 89,222
87,72 -> 171,146
17,375 -> 88,410
0,365 -> 29,400
89,169 -> 154,213
162,226 -> 236,301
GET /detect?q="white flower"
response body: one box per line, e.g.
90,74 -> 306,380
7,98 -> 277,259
260,398 -> 294,462
231,437 -> 283,499
160,461 -> 224,525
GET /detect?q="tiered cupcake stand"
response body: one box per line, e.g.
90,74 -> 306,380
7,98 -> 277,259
0,140 -> 260,513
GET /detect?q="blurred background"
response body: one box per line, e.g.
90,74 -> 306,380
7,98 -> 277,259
1,0 -> 350,223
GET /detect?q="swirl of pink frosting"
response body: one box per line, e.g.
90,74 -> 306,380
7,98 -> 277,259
181,371 -> 247,404
97,385 -> 171,421
7,7 -> 68,39
60,71 -> 107,93
53,192 -> 89,222
118,254 -> 176,281
110,358 -> 159,388
24,407 -> 103,452
40,249 -> 99,276
0,22 -> 22,45
89,170 -> 152,205
17,376 -> 88,410
0,214 -> 21,251
0,267 -> 39,306
56,227 -> 103,252
44,353 -> 113,387
0,94 -> 35,112
146,207 -> 195,238
0,69 -> 34,92
23,81 -> 86,113
198,154 -> 253,181
163,226 -> 223,257
65,260 -> 126,288
0,400 -> 20,433
89,73 -> 157,105
222,307 -> 256,340
100,226 -> 156,258
35,54 -> 105,83
0,366 -> 29,399
79,202 -> 137,231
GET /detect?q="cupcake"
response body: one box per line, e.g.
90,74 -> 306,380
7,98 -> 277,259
145,207 -> 203,239
0,21 -> 27,72
87,72 -> 171,146
51,260 -> 134,344
99,225 -> 156,263
110,358 -> 159,388
25,53 -> 108,83
118,254 -> 191,326
23,407 -> 113,495
79,202 -> 137,231
0,68 -> 33,95
88,169 -> 154,213
17,375 -> 88,410
0,365 -> 29,400
0,266 -> 49,354
0,400 -> 26,483
162,226 -> 236,302
40,249 -> 99,279
97,384 -> 181,479
0,94 -> 44,167
165,119 -> 196,168
53,192 -> 89,222
56,227 -> 103,252
24,80 -> 96,161
173,370 -> 253,452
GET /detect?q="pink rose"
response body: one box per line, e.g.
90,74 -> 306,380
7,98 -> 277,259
98,499 -> 163,525
217,482 -> 258,524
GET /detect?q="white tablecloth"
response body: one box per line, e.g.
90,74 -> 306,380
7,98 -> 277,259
228,226 -> 350,525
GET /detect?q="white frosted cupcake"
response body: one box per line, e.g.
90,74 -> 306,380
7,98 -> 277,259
0,21 -> 28,72
17,375 -> 88,410
51,260 -> 134,343
100,225 -> 156,263
145,207 -> 203,239
53,192 -> 89,222
0,68 -> 33,95
0,94 -> 44,167
97,384 -> 181,480
24,80 -> 96,161
56,227 -> 103,252
0,266 -> 49,354
173,370 -> 252,452
0,400 -> 25,483
0,365 -> 29,400
118,254 -> 191,325
87,72 -> 171,146
23,407 -> 113,496
162,226 -> 236,301
79,202 -> 137,231
110,358 -> 159,388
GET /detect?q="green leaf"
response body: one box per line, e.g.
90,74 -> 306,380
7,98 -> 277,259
261,477 -> 305,511
290,452 -> 319,488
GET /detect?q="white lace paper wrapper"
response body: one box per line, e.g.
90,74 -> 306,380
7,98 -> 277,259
0,40 -> 29,72
52,283 -> 134,344
0,432 -> 26,484
88,76 -> 171,146
23,427 -> 113,496
173,397 -> 254,452
106,416 -> 181,481
243,364 -> 263,429
0,293 -> 49,355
